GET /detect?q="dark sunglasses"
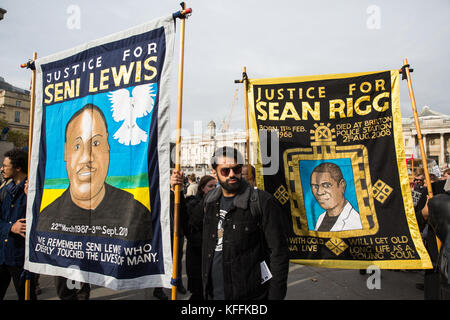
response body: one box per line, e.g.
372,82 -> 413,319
220,165 -> 242,177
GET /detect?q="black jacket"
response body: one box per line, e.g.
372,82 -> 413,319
201,181 -> 289,300
182,194 -> 204,247
182,194 -> 205,293
428,191 -> 450,245
425,190 -> 450,298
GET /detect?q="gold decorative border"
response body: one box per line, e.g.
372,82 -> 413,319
284,143 -> 378,238
389,70 -> 431,268
247,69 -> 432,269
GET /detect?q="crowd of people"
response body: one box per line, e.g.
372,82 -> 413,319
0,145 -> 449,300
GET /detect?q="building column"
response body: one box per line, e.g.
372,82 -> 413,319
422,134 -> 427,156
440,133 -> 446,167
412,134 -> 418,157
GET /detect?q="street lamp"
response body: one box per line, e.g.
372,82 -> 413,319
0,8 -> 6,21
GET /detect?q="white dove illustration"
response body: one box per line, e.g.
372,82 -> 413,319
108,83 -> 156,146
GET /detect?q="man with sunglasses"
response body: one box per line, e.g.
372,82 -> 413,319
201,147 -> 289,300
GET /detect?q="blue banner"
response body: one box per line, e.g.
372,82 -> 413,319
25,15 -> 175,290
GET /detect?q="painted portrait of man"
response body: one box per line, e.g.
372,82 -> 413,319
310,162 -> 362,232
36,104 -> 153,241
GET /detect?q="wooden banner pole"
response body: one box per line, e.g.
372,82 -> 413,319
172,3 -> 191,301
402,58 -> 433,198
402,58 -> 441,251
27,52 -> 37,173
21,51 -> 37,301
235,67 -> 252,182
242,67 -> 252,181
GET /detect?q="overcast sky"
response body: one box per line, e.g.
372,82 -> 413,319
1,0 -> 449,135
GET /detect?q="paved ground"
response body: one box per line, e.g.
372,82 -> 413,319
5,262 -> 425,300
285,264 -> 424,300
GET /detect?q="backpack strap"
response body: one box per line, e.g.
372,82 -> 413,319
249,187 -> 262,227
203,185 -> 263,225
249,187 -> 271,263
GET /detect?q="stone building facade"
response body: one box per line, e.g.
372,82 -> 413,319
178,120 -> 252,177
403,106 -> 450,169
0,76 -> 31,134
178,107 -> 450,178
